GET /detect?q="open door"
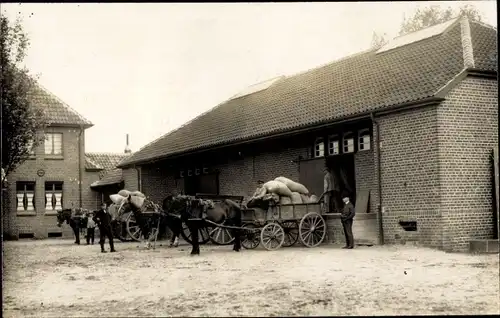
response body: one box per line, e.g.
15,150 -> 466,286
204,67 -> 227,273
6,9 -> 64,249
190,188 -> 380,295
299,158 -> 326,198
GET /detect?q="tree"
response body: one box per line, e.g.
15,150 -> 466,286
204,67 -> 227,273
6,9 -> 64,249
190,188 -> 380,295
1,13 -> 46,184
399,4 -> 482,36
370,4 -> 484,49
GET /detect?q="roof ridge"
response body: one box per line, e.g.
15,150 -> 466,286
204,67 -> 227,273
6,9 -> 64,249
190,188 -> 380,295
86,152 -> 130,156
392,17 -> 460,40
470,20 -> 497,31
36,83 -> 93,126
283,48 -> 376,79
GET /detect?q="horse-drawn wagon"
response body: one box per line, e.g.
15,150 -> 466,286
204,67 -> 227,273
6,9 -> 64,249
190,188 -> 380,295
239,192 -> 328,250
114,188 -> 329,255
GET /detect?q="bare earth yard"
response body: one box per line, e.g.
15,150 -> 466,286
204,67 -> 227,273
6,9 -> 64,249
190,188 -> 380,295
2,239 -> 499,317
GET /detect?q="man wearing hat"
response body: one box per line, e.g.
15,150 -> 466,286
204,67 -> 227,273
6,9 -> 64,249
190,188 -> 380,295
340,194 -> 355,249
93,202 -> 116,253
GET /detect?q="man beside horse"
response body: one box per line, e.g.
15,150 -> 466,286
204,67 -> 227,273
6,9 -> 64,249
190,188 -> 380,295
93,202 -> 116,253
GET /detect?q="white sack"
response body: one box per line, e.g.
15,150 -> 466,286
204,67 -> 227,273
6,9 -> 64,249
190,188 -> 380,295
130,190 -> 146,198
110,194 -> 126,205
309,195 -> 319,203
274,176 -> 309,195
118,189 -> 131,197
263,180 -> 293,197
279,196 -> 292,205
130,195 -> 145,209
300,194 -> 310,203
290,192 -> 303,204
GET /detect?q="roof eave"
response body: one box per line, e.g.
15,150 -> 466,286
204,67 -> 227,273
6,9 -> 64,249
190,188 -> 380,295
90,181 -> 124,189
47,123 -> 94,129
118,96 -> 444,168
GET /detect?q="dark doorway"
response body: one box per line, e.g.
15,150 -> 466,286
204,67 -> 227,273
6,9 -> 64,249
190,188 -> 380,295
183,173 -> 219,196
326,153 -> 357,208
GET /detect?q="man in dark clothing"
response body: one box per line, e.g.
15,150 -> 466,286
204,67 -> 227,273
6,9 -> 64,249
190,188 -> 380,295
340,196 -> 355,249
93,203 -> 116,253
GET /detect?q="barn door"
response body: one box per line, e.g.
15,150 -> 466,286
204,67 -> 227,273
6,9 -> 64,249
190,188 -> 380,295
198,173 -> 219,195
299,158 -> 326,197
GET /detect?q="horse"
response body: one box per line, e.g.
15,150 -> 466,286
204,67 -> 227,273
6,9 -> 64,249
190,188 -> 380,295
56,208 -> 87,244
118,195 -> 183,248
162,195 -> 242,255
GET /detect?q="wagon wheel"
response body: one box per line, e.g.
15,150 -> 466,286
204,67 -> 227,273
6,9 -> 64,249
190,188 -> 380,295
260,222 -> 285,251
281,220 -> 299,247
180,222 -> 211,245
209,223 -> 236,246
299,212 -> 326,248
125,213 -> 142,242
241,223 -> 260,249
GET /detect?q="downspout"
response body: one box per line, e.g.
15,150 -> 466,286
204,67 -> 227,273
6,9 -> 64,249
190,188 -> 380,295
371,113 -> 385,245
78,125 -> 84,209
135,165 -> 142,192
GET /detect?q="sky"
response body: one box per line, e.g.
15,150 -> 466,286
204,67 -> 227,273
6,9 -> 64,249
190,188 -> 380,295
2,1 -> 497,154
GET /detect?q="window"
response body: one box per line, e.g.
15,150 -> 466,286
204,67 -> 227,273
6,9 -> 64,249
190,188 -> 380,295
343,133 -> 355,153
314,138 -> 325,158
44,132 -> 63,155
16,182 -> 36,212
358,129 -> 371,151
45,182 -> 63,211
328,135 -> 340,155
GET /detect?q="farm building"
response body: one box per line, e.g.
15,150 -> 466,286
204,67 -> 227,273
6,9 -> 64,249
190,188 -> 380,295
2,83 -> 130,239
117,17 -> 498,252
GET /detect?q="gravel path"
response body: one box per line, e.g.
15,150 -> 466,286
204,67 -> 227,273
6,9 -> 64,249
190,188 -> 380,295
2,239 -> 499,317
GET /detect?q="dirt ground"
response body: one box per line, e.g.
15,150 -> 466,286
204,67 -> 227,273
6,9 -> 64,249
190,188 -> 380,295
2,238 -> 499,317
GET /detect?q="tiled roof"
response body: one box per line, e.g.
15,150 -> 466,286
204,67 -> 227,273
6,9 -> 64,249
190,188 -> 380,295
85,156 -> 102,170
119,19 -> 497,168
28,84 -> 93,127
90,169 -> 123,188
470,21 -> 497,71
85,152 -> 131,171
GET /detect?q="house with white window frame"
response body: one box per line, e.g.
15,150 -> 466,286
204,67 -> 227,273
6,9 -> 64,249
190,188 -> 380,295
3,83 -> 96,239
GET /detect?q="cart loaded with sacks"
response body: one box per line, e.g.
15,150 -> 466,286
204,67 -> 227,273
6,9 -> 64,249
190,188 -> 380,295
194,176 -> 330,251
239,191 -> 329,250
107,175 -> 329,251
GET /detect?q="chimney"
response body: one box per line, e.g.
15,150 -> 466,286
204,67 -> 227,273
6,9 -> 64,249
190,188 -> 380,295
460,16 -> 475,69
124,134 -> 131,154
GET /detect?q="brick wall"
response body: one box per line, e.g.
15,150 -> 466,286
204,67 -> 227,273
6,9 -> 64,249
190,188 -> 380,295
82,170 -> 101,211
375,105 -> 443,248
217,147 -> 309,200
5,126 -> 91,238
438,76 -> 498,252
355,149 -> 376,214
122,168 -> 139,192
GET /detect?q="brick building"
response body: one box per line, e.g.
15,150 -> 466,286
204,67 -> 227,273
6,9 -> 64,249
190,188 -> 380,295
2,84 -> 129,239
117,18 -> 498,252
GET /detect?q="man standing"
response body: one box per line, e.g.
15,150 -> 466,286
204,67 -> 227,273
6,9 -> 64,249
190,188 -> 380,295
340,195 -> 355,249
93,202 -> 116,253
323,167 -> 335,213
86,211 -> 96,245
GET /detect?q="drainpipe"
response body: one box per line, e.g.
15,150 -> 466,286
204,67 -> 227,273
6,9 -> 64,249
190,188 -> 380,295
135,165 -> 142,192
371,113 -> 385,245
78,125 -> 84,209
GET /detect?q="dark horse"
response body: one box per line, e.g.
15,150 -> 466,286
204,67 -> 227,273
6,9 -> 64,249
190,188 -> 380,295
119,195 -> 183,248
162,195 -> 242,255
56,208 -> 87,244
